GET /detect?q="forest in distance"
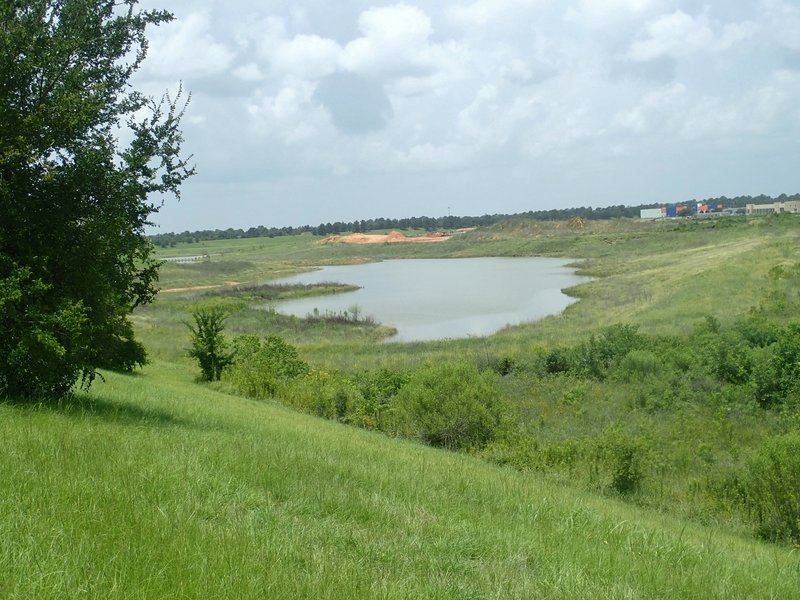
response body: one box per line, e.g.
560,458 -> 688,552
148,192 -> 800,247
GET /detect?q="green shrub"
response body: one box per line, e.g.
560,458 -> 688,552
614,349 -> 662,384
593,428 -> 647,496
279,369 -> 361,420
351,369 -> 409,429
740,433 -> 800,543
390,363 -> 510,451
186,307 -> 233,382
753,324 -> 800,408
544,347 -> 573,375
735,315 -> 780,348
710,333 -> 754,385
226,334 -> 309,398
573,324 -> 645,380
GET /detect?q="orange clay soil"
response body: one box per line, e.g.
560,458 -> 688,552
159,281 -> 240,294
319,229 -> 474,245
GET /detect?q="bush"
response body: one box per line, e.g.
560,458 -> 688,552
279,369 -> 361,420
226,334 -> 309,398
710,333 -> 754,385
593,428 -> 647,496
614,349 -> 662,384
575,323 -> 645,380
350,369 -> 409,429
0,267 -> 90,398
544,347 -> 573,375
753,324 -> 800,408
390,363 -> 511,451
739,433 -> 800,543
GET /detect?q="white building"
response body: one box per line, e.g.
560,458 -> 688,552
745,201 -> 800,215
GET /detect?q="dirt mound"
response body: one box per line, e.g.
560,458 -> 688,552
319,230 -> 452,245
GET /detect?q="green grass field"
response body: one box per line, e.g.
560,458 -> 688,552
4,215 -> 800,598
2,363 -> 799,599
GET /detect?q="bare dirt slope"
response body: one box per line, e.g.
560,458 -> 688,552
319,229 -> 471,244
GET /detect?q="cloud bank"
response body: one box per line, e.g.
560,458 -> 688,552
134,0 -> 800,231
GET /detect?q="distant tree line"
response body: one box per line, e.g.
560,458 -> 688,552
149,193 -> 800,247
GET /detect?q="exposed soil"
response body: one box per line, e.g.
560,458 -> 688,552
159,284 -> 222,294
319,229 -> 473,245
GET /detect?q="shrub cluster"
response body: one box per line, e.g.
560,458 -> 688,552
187,290 -> 800,544
226,334 -> 309,397
543,318 -> 800,411
224,335 -> 511,451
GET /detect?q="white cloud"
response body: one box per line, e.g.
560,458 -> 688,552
611,69 -> 800,143
448,0 -> 542,27
233,62 -> 265,81
246,79 -> 322,142
272,34 -> 342,78
680,69 -> 800,139
612,82 -> 687,134
341,4 -> 439,76
132,0 -> 800,231
627,10 -> 757,61
145,12 -> 235,79
565,0 -> 664,27
397,142 -> 475,169
761,0 -> 800,51
241,15 -> 287,54
627,11 -> 713,61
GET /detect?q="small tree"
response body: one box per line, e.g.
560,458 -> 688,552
187,307 -> 232,381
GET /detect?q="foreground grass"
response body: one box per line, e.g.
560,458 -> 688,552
2,366 -> 798,599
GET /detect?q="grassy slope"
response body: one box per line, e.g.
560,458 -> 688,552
2,363 -> 799,599
5,217 -> 800,597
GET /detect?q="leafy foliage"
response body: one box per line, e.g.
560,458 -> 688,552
0,0 -> 193,399
390,363 -> 510,451
186,307 -> 232,382
739,433 -> 800,543
226,334 -> 310,397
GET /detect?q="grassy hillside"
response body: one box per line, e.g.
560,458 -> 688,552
4,215 -> 800,597
2,364 -> 799,599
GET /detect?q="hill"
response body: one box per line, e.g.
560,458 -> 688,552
2,363 -> 798,598
4,215 -> 800,597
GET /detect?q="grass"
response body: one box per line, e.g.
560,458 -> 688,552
2,364 -> 798,598
4,215 -> 800,597
157,217 -> 797,373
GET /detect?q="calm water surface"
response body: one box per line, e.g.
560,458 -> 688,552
271,257 -> 589,342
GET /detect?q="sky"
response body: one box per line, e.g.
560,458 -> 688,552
132,0 -> 800,233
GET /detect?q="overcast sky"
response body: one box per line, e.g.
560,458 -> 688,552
133,0 -> 800,233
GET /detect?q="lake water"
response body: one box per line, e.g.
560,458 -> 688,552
271,257 -> 589,343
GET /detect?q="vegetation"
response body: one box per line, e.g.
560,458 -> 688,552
4,203 -> 800,595
0,0 -> 192,399
144,214 -> 800,546
3,366 -> 799,599
186,307 -> 232,381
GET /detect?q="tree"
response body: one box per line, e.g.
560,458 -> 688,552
187,308 -> 232,382
0,1 -> 193,399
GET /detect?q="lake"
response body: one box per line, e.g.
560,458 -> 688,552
271,257 -> 589,342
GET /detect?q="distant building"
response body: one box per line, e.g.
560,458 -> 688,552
745,201 -> 800,215
640,208 -> 664,219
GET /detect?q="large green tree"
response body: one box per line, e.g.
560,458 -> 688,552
0,0 -> 193,399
